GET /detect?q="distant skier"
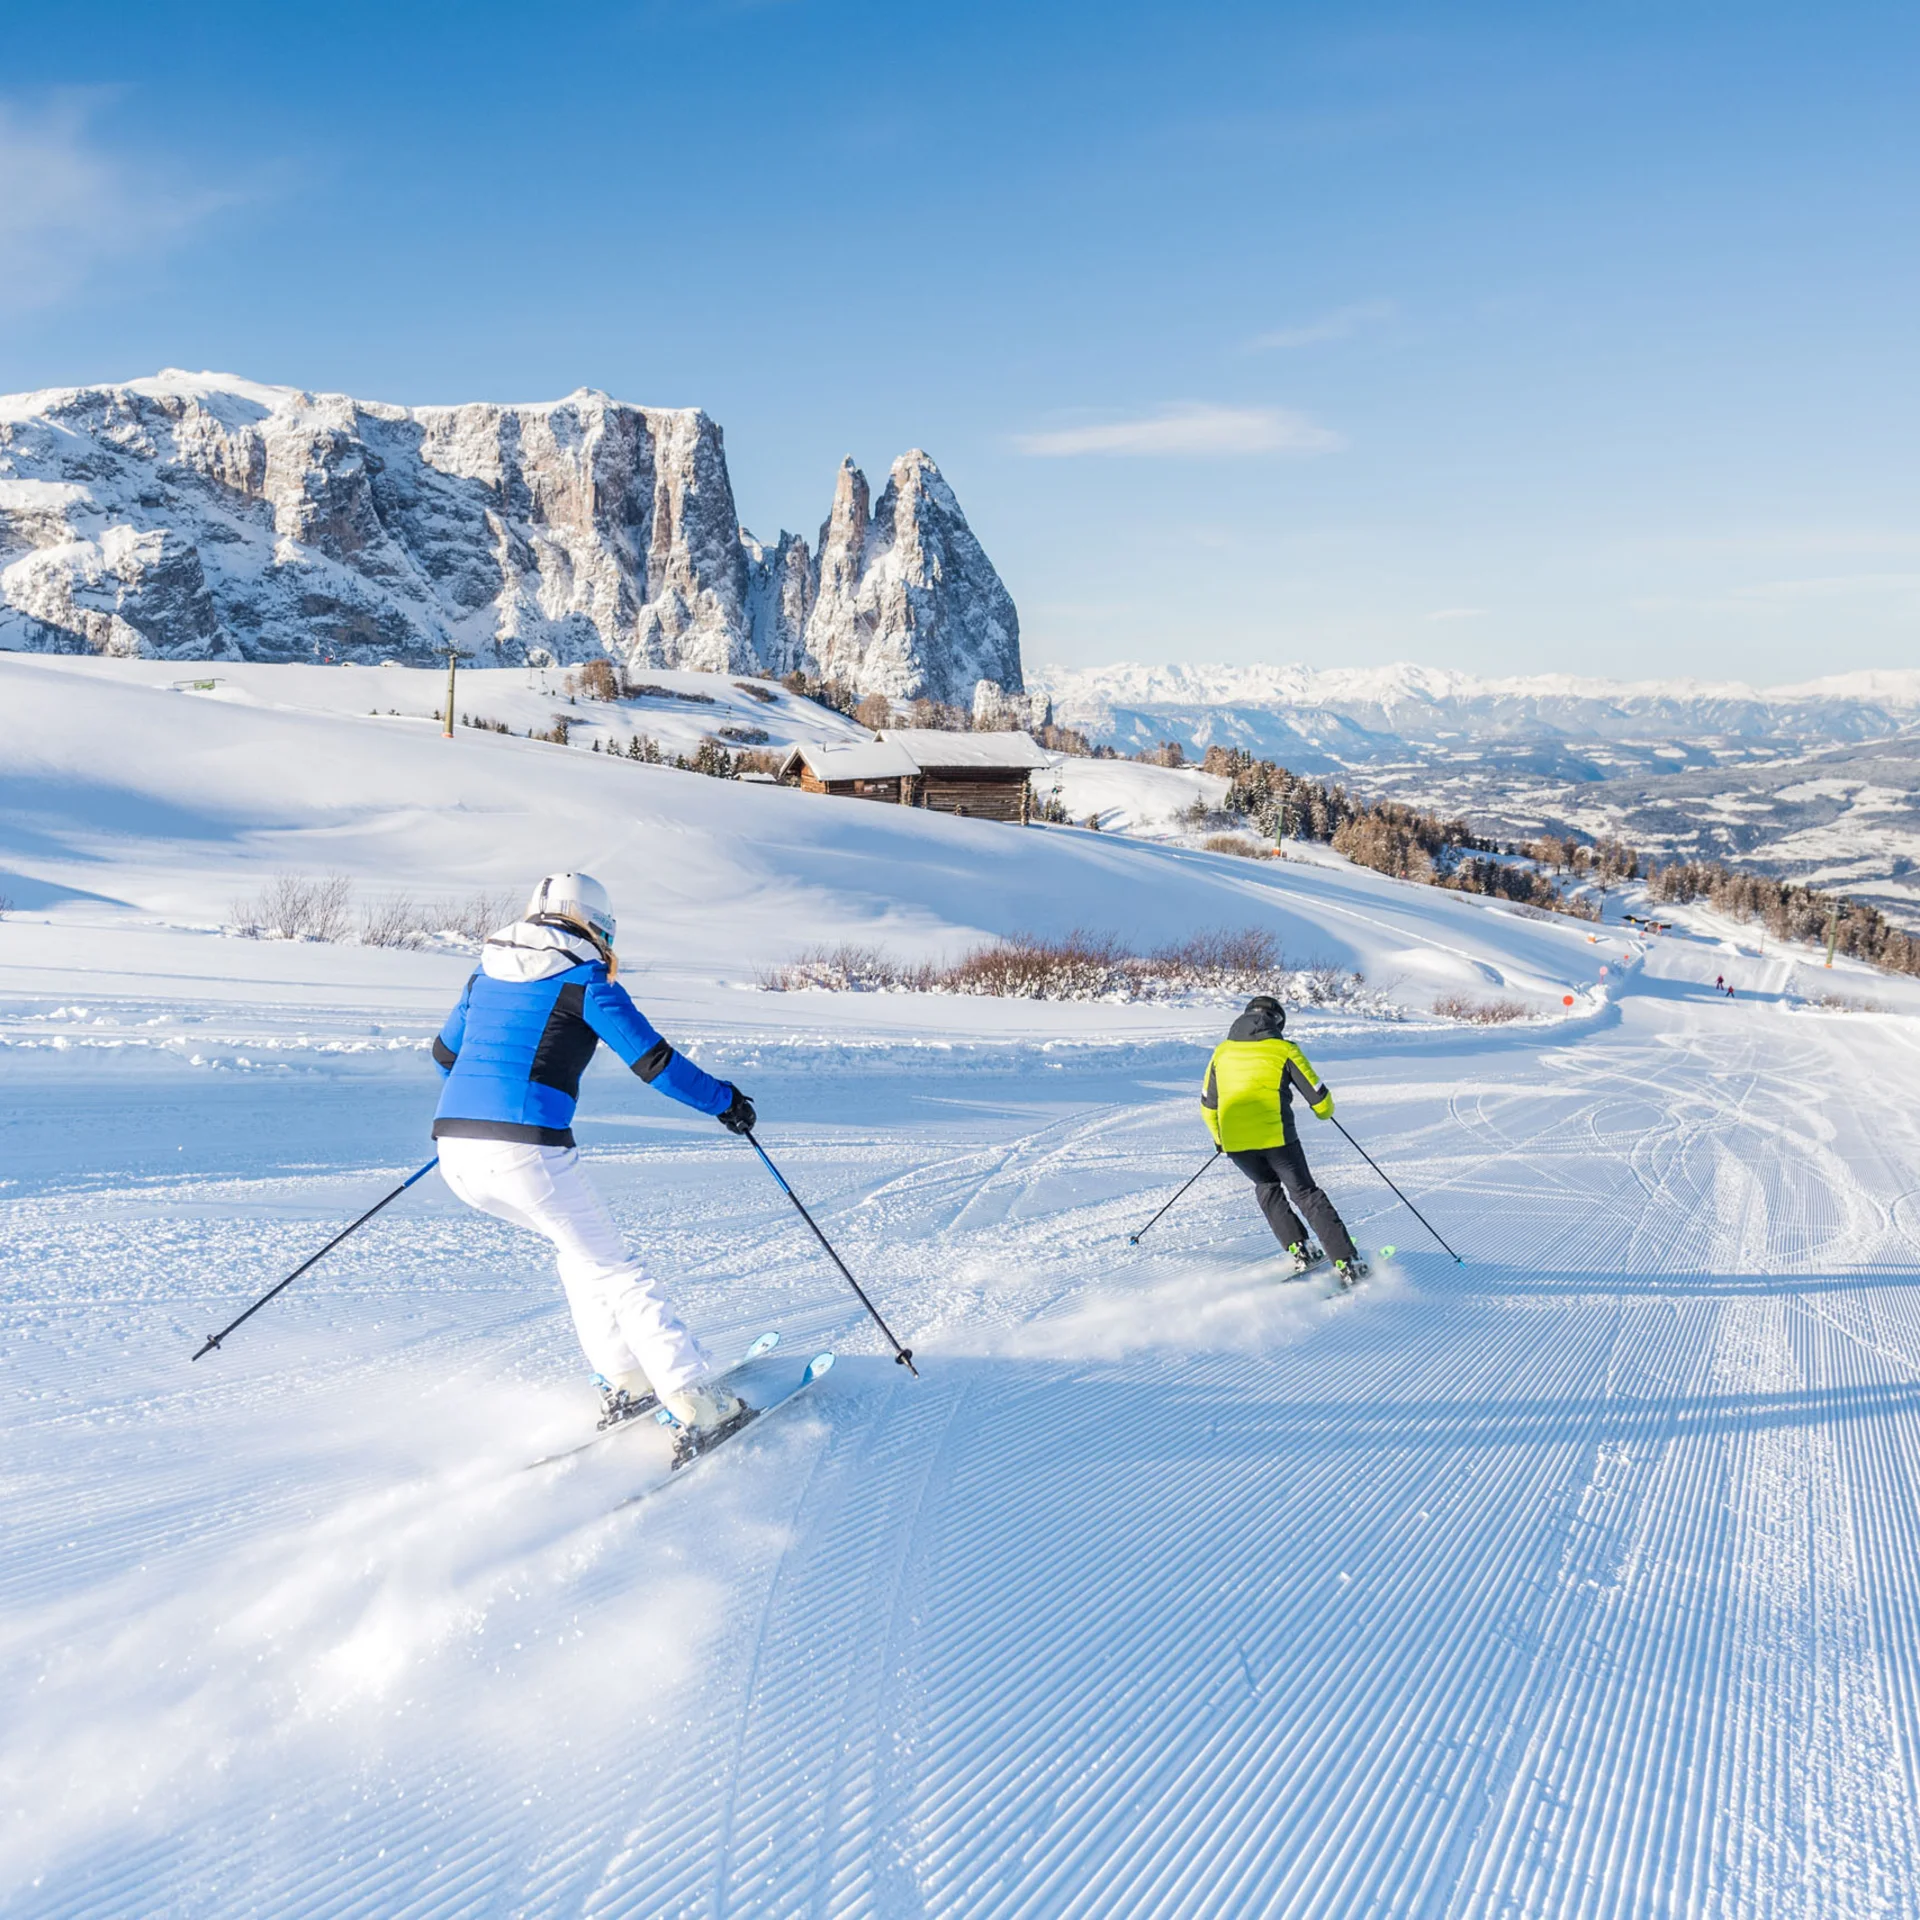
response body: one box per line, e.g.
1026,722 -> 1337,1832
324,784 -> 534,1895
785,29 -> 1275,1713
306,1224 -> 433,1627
1201,996 -> 1366,1283
1715,974 -> 1725,994
430,872 -> 759,1443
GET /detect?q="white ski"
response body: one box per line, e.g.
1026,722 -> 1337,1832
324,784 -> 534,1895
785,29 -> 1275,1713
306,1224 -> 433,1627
524,1329 -> 780,1471
618,1351 -> 836,1504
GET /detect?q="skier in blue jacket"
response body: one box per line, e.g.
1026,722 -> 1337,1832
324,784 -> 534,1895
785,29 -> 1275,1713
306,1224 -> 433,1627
433,871 -> 757,1440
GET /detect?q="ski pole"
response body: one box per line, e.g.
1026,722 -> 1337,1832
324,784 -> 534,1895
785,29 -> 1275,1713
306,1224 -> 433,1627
1329,1118 -> 1464,1263
1128,1147 -> 1222,1245
744,1131 -> 918,1376
191,1157 -> 440,1360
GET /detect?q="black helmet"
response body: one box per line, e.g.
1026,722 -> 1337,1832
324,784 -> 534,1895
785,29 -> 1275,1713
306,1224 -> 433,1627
1243,994 -> 1285,1030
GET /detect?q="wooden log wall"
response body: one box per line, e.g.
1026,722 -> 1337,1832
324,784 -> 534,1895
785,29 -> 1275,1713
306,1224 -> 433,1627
798,767 -> 910,803
916,772 -> 1030,823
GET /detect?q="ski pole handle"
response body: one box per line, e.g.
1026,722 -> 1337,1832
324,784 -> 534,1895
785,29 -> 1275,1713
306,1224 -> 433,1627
192,1157 -> 440,1360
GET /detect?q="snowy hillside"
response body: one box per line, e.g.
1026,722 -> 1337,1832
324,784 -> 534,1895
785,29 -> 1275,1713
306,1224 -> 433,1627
7,649 -> 1920,1915
8,653 -> 875,783
0,371 -> 1022,705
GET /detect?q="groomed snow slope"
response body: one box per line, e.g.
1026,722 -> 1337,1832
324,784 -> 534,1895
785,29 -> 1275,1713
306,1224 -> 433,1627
6,652 -> 1920,1917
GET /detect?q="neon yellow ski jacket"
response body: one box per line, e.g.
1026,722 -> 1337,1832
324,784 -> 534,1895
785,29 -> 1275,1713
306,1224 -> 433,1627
1201,1032 -> 1335,1151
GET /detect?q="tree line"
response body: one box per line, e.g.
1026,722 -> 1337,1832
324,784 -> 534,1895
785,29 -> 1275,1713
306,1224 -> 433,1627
1195,746 -> 1919,975
1647,862 -> 1917,974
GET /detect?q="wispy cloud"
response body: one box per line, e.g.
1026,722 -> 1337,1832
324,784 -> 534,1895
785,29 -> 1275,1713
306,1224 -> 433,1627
1426,606 -> 1486,622
0,92 -> 240,312
1015,403 -> 1343,459
1247,299 -> 1394,352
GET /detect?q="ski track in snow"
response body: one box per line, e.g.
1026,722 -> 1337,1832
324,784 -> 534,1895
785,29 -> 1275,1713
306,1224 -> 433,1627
7,974 -> 1920,1917
5,655 -> 1920,1918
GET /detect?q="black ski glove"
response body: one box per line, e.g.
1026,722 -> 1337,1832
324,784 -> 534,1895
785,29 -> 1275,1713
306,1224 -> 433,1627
718,1086 -> 757,1136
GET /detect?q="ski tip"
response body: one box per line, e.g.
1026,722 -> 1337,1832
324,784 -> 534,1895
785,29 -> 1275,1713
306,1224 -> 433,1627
803,1351 -> 836,1384
1379,1244 -> 1397,1259
745,1330 -> 781,1360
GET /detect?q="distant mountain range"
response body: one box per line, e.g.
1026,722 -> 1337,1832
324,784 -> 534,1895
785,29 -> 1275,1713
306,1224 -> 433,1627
0,372 -> 1022,707
1035,660 -> 1920,924
1036,660 -> 1920,766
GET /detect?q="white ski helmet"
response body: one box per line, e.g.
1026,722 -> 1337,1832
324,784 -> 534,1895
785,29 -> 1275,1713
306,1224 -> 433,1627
526,871 -> 616,947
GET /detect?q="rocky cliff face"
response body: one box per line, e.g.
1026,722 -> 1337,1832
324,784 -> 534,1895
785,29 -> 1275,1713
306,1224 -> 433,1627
805,450 -> 1023,706
0,371 -> 1020,700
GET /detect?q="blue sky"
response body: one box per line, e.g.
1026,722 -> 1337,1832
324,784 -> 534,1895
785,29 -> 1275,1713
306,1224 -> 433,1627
2,1 -> 1915,683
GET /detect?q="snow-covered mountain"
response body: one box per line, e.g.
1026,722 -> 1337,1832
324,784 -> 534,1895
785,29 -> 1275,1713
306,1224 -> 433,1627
0,371 -> 1022,705
1036,660 -> 1920,764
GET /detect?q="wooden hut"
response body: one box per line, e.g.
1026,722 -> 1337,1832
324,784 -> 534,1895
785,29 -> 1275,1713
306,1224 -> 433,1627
877,729 -> 1055,823
779,729 -> 1058,822
776,739 -> 921,803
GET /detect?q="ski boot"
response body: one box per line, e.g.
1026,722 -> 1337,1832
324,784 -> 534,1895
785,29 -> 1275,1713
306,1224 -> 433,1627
594,1369 -> 659,1431
660,1379 -> 757,1468
1332,1256 -> 1370,1291
1285,1241 -> 1327,1279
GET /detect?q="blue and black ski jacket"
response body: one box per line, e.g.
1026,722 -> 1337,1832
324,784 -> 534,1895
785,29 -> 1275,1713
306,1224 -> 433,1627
431,919 -> 733,1146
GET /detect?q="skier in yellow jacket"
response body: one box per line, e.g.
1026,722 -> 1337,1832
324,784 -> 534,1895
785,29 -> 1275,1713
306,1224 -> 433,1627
1201,995 -> 1366,1282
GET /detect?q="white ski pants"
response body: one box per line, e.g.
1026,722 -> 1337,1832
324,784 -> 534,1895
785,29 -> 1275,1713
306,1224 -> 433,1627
436,1137 -> 711,1394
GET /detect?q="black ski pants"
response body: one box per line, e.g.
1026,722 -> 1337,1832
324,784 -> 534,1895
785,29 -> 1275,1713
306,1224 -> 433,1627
1228,1137 -> 1357,1264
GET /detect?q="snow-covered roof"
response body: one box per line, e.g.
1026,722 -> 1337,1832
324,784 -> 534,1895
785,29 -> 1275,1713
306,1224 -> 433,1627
781,739 -> 921,782
877,729 -> 1055,771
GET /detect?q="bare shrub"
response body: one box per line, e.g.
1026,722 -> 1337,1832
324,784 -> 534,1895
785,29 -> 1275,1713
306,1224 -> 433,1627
235,871 -> 355,942
533,714 -> 573,746
0,893 -> 12,918
568,658 -> 622,701
1204,833 -> 1269,858
758,944 -> 932,992
853,692 -> 894,731
759,925 -> 1389,1011
734,748 -> 786,778
1432,993 -> 1531,1024
361,888 -> 518,946
1150,927 -> 1282,982
717,724 -> 771,745
944,929 -> 1132,999
361,892 -> 426,949
1295,962 -> 1354,1006
434,889 -> 519,943
733,680 -> 779,704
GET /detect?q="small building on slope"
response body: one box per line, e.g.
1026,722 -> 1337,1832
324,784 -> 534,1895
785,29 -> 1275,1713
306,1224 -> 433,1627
777,729 -> 1056,823
779,739 -> 922,803
880,729 -> 1055,822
